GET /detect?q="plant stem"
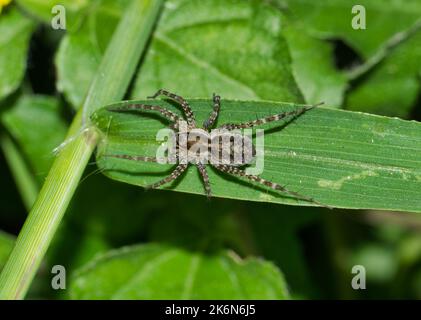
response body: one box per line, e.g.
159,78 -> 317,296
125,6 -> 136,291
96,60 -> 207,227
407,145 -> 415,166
0,0 -> 163,299
0,112 -> 95,299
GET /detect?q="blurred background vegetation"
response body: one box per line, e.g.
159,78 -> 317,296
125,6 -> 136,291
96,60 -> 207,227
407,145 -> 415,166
0,0 -> 421,299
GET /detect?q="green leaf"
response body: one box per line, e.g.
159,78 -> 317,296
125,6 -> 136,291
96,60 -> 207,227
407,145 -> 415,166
92,99 -> 421,212
2,95 -> 68,182
346,30 -> 421,118
0,231 -> 14,272
55,0 -> 128,107
56,0 -> 303,108
282,0 -> 421,59
0,8 -> 35,100
283,22 -> 347,107
70,244 -> 289,299
132,0 -> 302,101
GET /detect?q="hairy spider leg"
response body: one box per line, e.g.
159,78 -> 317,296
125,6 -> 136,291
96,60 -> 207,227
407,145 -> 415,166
197,163 -> 212,197
104,155 -> 211,196
220,102 -> 323,130
108,103 -> 182,128
203,93 -> 221,130
213,164 -> 330,208
145,163 -> 188,190
148,89 -> 196,127
102,155 -> 188,190
104,154 -> 158,162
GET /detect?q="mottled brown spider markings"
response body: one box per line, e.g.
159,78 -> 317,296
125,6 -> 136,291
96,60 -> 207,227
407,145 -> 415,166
106,89 -> 327,207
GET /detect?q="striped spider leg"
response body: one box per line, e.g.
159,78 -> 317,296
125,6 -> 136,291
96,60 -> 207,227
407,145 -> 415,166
203,93 -> 221,130
148,89 -> 196,128
212,164 -> 330,208
105,101 -> 190,190
218,102 -> 324,130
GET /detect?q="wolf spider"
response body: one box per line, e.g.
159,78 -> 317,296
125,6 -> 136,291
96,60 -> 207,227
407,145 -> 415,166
106,89 -> 326,207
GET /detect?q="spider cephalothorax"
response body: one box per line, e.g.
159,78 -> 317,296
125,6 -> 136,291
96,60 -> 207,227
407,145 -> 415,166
107,89 -> 326,207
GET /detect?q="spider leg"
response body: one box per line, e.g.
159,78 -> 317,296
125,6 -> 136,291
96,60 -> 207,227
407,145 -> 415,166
220,102 -> 323,130
145,163 -> 188,190
197,163 -> 212,198
108,103 -> 181,129
102,154 -> 158,162
213,164 -> 330,208
148,89 -> 196,127
203,93 -> 221,130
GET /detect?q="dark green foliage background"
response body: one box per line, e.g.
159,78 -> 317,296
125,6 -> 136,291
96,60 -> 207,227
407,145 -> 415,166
0,0 -> 421,299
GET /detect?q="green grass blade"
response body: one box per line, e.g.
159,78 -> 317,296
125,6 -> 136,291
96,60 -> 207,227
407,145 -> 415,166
0,112 -> 97,299
92,99 -> 421,213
